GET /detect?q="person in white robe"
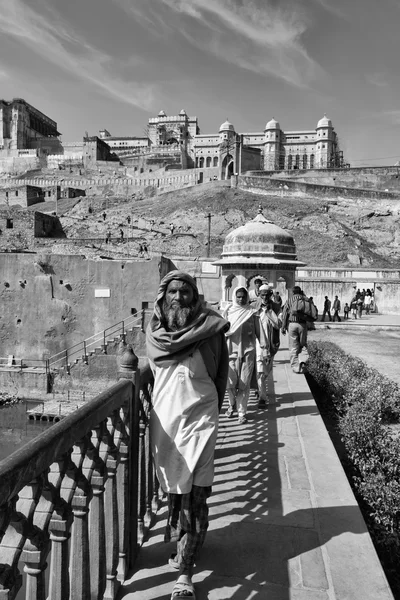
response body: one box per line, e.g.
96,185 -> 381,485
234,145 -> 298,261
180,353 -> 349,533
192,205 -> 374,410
222,286 -> 264,424
146,271 -> 229,600
254,284 -> 281,407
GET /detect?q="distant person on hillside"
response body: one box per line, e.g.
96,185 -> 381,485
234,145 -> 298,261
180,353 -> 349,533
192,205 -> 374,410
127,215 -> 131,225
120,228 -> 124,242
102,212 -> 107,221
105,230 -> 111,244
321,296 -> 332,321
332,296 -> 341,322
143,243 -> 149,257
138,244 -> 144,257
343,303 -> 350,320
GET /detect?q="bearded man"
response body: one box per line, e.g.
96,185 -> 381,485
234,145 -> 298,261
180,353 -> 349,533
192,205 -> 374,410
146,271 -> 229,600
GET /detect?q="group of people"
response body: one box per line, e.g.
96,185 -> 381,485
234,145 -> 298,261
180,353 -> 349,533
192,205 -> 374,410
145,271 -> 313,599
321,289 -> 374,322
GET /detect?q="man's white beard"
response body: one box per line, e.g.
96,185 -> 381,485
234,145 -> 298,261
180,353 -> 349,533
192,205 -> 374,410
163,302 -> 194,330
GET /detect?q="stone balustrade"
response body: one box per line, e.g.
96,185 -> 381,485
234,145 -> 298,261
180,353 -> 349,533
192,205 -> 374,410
0,360 -> 159,600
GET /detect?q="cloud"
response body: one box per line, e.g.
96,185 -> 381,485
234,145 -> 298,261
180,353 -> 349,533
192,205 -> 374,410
0,0 -> 155,110
118,0 -> 323,88
382,110 -> 400,125
310,0 -> 347,18
366,72 -> 389,88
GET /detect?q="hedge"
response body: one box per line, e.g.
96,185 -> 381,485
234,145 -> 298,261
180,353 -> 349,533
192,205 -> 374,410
307,341 -> 400,589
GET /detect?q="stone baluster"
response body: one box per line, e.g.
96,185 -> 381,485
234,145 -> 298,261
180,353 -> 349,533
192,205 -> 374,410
69,443 -> 91,599
47,457 -> 72,600
152,472 -> 161,514
22,547 -> 48,600
84,428 -> 107,600
0,496 -> 24,600
114,407 -> 130,582
137,403 -> 147,544
48,509 -> 72,600
16,477 -> 49,600
145,423 -> 154,528
103,417 -> 120,600
70,492 -> 90,598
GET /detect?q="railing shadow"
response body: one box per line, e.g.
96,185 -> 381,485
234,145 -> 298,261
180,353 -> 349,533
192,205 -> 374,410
0,359 -> 160,600
120,358 -> 381,599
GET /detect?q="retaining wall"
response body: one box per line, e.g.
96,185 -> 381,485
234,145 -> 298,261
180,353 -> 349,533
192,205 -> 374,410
239,174 -> 400,201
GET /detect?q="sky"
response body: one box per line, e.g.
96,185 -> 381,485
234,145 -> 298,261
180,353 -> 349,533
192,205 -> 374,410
1,0 -> 400,166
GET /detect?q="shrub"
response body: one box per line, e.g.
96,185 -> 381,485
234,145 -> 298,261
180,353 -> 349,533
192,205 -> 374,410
307,341 -> 400,589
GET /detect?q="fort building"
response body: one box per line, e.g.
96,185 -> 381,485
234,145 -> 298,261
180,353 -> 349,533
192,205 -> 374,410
0,98 -> 62,156
100,111 -> 346,175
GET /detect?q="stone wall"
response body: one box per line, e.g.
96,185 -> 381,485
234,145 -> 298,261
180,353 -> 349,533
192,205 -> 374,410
0,210 -> 61,251
296,268 -> 400,315
0,253 -> 172,362
239,174 -> 400,201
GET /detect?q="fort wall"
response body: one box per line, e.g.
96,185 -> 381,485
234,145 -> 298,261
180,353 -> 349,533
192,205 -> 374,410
0,253 -> 172,362
238,174 -> 400,201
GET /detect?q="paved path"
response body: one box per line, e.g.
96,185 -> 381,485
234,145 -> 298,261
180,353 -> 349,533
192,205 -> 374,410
119,339 -> 394,600
315,312 -> 400,330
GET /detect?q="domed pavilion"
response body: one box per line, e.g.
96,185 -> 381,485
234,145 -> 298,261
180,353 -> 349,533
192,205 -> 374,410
213,206 -> 305,303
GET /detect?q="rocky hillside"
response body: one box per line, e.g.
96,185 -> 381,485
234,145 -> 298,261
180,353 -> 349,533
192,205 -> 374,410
50,183 -> 400,268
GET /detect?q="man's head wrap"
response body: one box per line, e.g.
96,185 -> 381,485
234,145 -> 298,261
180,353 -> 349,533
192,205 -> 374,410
151,270 -> 200,331
146,270 -> 229,366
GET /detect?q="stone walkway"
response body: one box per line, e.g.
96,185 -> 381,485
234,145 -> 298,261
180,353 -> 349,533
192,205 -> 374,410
119,338 -> 394,600
315,312 -> 400,330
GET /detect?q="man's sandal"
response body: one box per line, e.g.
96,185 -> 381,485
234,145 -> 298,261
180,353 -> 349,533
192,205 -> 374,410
171,581 -> 196,599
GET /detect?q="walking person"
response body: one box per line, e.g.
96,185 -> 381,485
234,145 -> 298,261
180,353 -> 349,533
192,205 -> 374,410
146,271 -> 229,600
332,296 -> 341,322
248,277 -> 263,302
255,285 -> 280,408
223,286 -> 263,424
281,286 -> 311,374
343,303 -> 350,320
356,295 -> 363,319
321,296 -> 332,321
364,292 -> 372,315
351,300 -> 357,319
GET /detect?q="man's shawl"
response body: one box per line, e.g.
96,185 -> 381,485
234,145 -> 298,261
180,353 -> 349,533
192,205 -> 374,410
146,270 -> 229,367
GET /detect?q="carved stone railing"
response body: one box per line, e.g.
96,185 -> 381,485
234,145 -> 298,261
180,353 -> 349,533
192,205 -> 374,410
0,358 -> 161,600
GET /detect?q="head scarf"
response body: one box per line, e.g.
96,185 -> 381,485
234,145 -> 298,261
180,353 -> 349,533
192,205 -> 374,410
222,286 -> 255,337
146,270 -> 229,366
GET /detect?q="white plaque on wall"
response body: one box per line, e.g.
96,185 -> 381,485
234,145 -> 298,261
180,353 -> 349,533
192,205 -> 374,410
95,288 -> 111,298
201,262 -> 217,274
